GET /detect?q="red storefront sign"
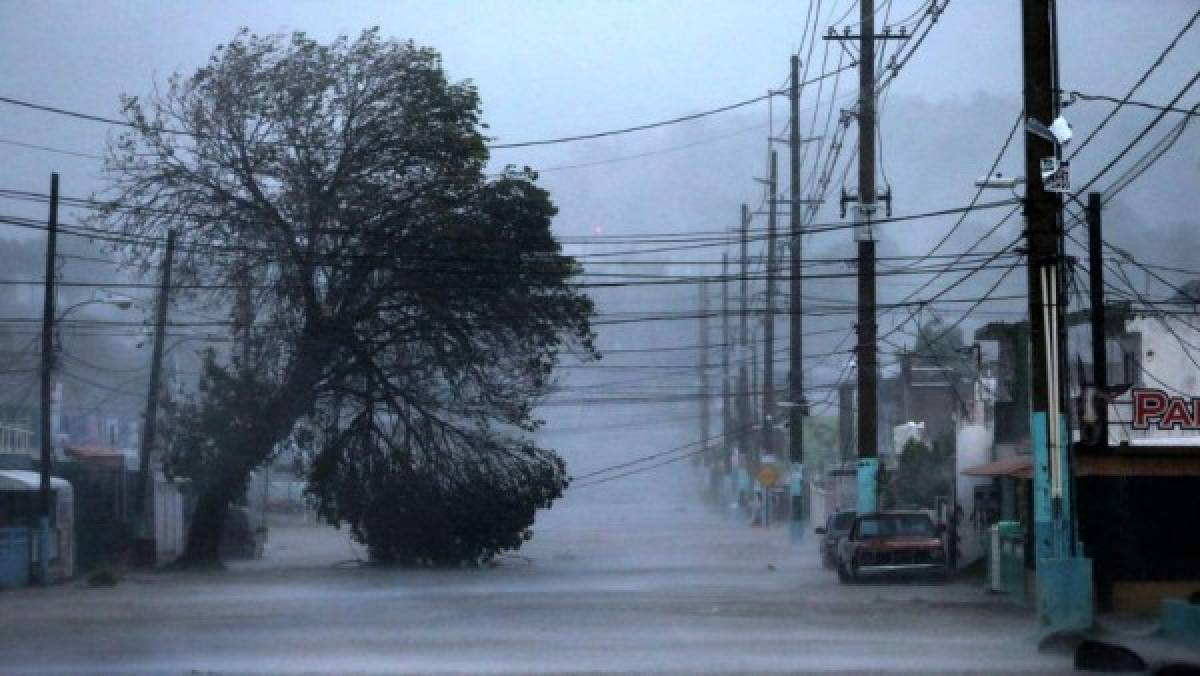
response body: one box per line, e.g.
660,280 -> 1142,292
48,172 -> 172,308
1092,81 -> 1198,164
1131,388 -> 1200,430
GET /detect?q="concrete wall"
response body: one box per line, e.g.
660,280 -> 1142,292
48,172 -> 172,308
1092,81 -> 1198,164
154,474 -> 185,564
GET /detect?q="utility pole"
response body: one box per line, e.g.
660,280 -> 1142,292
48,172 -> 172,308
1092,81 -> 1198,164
737,204 -> 754,484
37,173 -> 58,585
752,151 -> 780,528
699,276 -> 712,477
1021,0 -> 1091,631
788,53 -> 807,524
855,0 -> 880,513
135,229 -> 176,566
721,253 -> 732,478
748,328 -> 758,470
1085,193 -> 1107,445
762,151 -> 778,464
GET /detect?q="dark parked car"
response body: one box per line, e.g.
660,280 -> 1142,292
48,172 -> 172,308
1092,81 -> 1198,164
836,511 -> 946,583
814,510 -> 856,569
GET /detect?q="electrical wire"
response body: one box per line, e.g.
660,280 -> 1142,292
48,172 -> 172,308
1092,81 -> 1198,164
1071,67 -> 1200,198
0,65 -> 856,155
1065,7 -> 1200,162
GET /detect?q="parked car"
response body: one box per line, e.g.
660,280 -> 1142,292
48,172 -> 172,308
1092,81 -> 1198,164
814,509 -> 856,569
836,511 -> 946,583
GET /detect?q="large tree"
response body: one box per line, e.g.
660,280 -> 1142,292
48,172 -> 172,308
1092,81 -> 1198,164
97,28 -> 595,564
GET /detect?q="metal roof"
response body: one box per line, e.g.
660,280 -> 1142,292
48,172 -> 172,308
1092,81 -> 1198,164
0,470 -> 71,492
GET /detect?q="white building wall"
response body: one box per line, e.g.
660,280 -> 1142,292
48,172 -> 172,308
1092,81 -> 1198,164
154,473 -> 186,564
955,423 -> 993,569
1108,315 -> 1200,444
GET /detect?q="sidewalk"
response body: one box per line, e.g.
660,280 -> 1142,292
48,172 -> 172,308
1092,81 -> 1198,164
1087,610 -> 1200,667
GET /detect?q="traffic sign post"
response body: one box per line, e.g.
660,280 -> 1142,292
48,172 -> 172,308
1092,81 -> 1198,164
757,465 -> 780,488
756,463 -> 779,527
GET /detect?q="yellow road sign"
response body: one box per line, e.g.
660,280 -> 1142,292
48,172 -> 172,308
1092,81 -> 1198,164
757,465 -> 780,487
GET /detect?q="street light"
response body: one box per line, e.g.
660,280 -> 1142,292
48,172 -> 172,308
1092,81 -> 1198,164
974,172 -> 1025,190
57,290 -> 136,318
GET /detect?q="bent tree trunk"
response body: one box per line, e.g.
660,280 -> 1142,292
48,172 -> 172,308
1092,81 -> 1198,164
180,484 -> 234,565
177,339 -> 331,565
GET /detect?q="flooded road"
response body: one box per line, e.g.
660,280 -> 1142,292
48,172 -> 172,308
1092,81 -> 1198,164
0,482 -> 1067,674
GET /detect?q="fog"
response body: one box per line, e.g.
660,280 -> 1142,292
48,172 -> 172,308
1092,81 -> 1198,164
1,2 -> 1199,672
1,0 -> 1196,523
3,5 -> 1197,475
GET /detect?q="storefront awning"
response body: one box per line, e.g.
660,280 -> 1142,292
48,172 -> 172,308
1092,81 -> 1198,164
961,455 -> 1033,479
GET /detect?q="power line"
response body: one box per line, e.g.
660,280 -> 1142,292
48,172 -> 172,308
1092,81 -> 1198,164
1066,90 -> 1200,118
875,212 -> 1023,346
891,109 -> 1022,271
570,425 -> 750,484
0,191 -> 1021,253
0,67 -> 856,154
1072,68 -> 1200,198
491,71 -> 857,149
1065,7 -> 1200,162
0,136 -> 104,160
1100,99 -> 1200,201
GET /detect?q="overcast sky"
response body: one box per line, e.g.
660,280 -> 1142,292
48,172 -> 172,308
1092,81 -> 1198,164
2,1 -> 1196,211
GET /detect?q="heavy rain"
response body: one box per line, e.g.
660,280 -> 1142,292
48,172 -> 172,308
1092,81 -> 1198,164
1,2 -> 1199,674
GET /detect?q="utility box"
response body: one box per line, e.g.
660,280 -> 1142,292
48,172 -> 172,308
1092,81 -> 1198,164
987,525 -> 1003,592
997,521 -> 1026,599
0,527 -> 31,588
986,521 -> 1027,599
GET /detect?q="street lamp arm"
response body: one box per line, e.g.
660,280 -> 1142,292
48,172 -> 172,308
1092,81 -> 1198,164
56,293 -> 135,321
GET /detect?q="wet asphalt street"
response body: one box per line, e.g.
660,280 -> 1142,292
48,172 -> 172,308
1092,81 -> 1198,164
0,482 -> 1076,675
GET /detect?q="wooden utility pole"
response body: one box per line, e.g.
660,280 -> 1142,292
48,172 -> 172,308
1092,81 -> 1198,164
1022,0 -> 1066,553
1086,193 -> 1107,444
751,327 -> 759,462
37,173 -> 58,584
856,0 -> 880,511
762,151 -> 779,462
737,204 -> 753,479
721,253 -> 732,474
699,276 -> 711,467
1021,0 -> 1091,630
788,54 -> 806,492
135,229 -> 176,565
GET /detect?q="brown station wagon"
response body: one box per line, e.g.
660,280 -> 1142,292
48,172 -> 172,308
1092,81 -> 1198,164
836,511 -> 947,583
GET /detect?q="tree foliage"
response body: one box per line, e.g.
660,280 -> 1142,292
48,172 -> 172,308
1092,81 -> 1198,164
914,316 -> 966,366
98,28 -> 595,563
885,438 -> 953,510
